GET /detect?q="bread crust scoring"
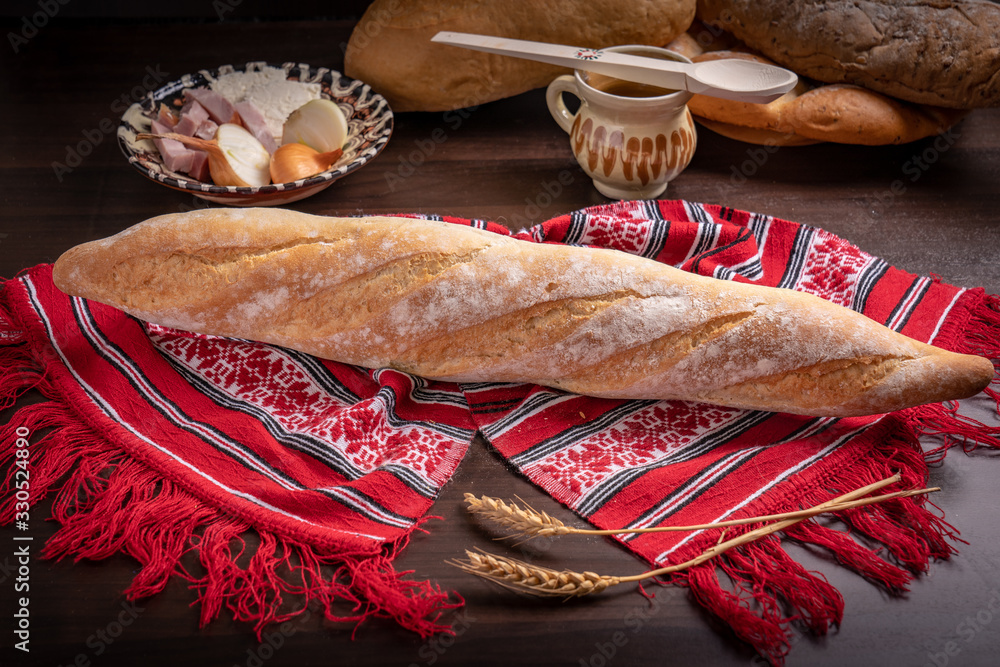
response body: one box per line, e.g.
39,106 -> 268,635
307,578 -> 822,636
52,208 -> 995,416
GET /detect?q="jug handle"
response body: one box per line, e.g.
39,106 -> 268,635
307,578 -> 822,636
546,75 -> 580,134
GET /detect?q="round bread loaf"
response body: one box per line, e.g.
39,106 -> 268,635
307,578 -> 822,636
696,0 -> 1000,109
344,0 -> 695,112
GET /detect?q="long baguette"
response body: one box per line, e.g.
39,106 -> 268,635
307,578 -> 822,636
51,208 -> 994,417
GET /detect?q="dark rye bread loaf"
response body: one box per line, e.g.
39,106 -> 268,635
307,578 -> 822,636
51,208 -> 994,417
696,0 -> 1000,109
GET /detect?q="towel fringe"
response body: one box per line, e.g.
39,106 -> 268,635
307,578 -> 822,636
0,333 -> 462,640
917,292 -> 1000,462
672,424 -> 965,665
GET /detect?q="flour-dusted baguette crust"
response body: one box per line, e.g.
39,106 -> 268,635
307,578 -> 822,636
52,208 -> 994,417
344,0 -> 695,112
696,0 -> 1000,109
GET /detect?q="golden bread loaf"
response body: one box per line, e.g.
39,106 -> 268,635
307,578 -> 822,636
666,30 -> 969,146
52,208 -> 994,417
686,51 -> 967,146
344,0 -> 696,112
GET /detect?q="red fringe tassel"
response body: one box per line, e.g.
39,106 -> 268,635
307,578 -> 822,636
915,294 -> 1000,462
0,331 -> 462,641
674,438 -> 956,665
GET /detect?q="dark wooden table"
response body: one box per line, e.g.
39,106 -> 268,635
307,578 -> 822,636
2,16 -> 999,667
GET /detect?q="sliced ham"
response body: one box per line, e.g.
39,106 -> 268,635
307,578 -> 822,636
148,87 -> 265,183
183,87 -> 237,124
170,100 -> 219,141
149,119 -> 211,182
194,119 -> 219,140
149,119 -> 195,174
187,150 -> 211,182
174,99 -> 210,136
234,101 -> 279,154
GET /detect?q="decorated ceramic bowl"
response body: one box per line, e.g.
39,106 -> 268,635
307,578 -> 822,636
117,61 -> 393,206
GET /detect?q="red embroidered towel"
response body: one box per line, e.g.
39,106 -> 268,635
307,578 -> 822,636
1,200 -> 997,664
0,264 -> 474,636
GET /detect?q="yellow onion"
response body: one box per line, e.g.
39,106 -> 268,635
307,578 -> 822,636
138,123 -> 271,187
281,98 -> 348,153
268,142 -> 344,183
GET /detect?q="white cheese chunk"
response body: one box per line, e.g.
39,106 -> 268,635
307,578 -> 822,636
210,67 -> 321,143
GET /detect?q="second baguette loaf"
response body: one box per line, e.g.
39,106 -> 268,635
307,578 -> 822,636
682,50 -> 968,146
51,208 -> 994,417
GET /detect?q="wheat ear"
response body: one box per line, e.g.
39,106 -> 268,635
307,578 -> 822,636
449,549 -> 621,598
463,494 -> 572,538
465,474 -> 938,540
453,475 -> 935,597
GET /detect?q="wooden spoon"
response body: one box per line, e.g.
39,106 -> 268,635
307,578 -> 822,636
431,31 -> 798,104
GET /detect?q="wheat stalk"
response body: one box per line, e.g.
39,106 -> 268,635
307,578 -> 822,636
465,474 -> 939,540
450,549 -> 621,597
464,493 -> 573,537
453,475 -> 937,598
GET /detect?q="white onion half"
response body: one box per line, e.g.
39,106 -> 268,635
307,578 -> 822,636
281,99 -> 349,153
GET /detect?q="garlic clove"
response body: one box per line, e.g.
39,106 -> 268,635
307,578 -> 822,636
281,99 -> 348,153
269,143 -> 343,183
